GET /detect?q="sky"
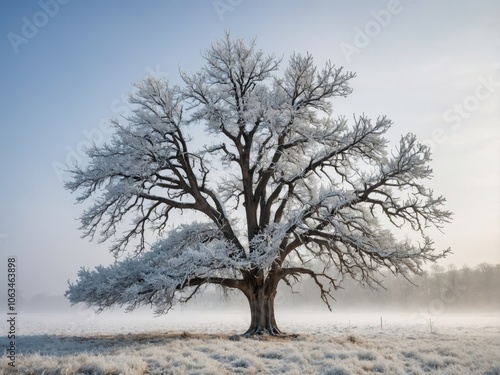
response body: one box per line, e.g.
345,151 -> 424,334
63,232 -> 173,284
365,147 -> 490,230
0,0 -> 499,301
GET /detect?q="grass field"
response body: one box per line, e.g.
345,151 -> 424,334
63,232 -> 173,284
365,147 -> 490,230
1,310 -> 499,374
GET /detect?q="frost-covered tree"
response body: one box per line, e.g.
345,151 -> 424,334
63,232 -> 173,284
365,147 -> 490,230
65,34 -> 452,335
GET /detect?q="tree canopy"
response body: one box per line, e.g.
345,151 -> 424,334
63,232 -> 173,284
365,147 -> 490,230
65,34 -> 452,335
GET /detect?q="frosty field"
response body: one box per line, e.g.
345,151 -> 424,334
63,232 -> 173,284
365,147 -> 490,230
1,310 -> 499,374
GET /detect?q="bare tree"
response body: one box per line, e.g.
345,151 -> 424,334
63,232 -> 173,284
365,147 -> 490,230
65,34 -> 452,335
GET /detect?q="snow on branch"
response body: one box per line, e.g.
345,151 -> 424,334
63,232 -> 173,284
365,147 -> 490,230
277,52 -> 355,114
65,76 -> 241,255
66,222 -> 252,315
358,133 -> 453,233
65,34 -> 452,320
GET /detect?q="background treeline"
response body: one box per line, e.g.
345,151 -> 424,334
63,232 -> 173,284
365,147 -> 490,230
189,263 -> 500,312
280,262 -> 500,311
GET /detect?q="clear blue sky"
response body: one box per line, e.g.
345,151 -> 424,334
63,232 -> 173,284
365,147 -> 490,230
0,0 -> 498,299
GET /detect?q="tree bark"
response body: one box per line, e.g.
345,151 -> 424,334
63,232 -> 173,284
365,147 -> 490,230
242,283 -> 282,336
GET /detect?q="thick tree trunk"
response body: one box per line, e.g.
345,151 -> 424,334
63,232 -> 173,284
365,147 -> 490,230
243,284 -> 282,336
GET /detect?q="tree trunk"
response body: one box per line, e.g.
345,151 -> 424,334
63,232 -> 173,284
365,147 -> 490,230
243,284 -> 282,336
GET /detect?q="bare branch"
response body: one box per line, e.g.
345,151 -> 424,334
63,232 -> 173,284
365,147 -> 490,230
65,35 -> 452,325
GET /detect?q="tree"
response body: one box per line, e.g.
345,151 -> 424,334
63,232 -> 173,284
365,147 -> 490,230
65,34 -> 452,335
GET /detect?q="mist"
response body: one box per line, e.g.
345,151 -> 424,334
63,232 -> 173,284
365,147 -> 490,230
16,262 -> 500,317
6,263 -> 499,374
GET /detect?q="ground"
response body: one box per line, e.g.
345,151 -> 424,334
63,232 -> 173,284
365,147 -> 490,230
1,310 -> 499,374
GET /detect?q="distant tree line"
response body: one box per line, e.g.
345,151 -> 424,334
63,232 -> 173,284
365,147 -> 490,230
190,262 -> 500,312
290,263 -> 500,312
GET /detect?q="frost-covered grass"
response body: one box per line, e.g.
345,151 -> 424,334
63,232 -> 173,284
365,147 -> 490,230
1,311 -> 499,374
